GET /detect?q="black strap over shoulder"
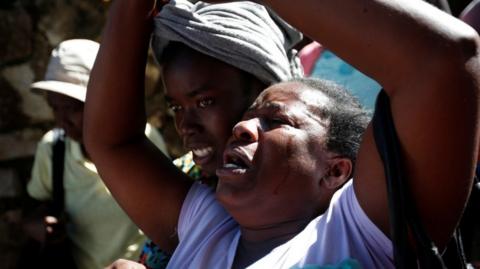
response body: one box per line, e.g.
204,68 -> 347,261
51,128 -> 66,218
41,128 -> 78,268
372,90 -> 447,269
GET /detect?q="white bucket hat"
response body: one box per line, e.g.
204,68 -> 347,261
31,39 -> 99,102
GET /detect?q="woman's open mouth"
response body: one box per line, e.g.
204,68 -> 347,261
216,147 -> 252,178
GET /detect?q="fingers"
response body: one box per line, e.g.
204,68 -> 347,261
44,215 -> 59,234
44,215 -> 58,224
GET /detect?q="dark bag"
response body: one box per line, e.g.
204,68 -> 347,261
372,90 -> 469,269
38,128 -> 78,269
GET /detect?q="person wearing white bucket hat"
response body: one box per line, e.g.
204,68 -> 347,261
24,39 -> 169,269
30,39 -> 97,102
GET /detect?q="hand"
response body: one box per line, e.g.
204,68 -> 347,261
22,216 -> 46,243
43,215 -> 68,243
105,259 -> 146,269
22,215 -> 67,243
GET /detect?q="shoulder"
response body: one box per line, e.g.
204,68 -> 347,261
177,182 -> 227,240
33,129 -> 59,159
253,181 -> 393,268
39,129 -> 56,146
320,181 -> 393,266
180,182 -> 218,222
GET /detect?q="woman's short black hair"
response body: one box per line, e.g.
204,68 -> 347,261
291,78 -> 370,169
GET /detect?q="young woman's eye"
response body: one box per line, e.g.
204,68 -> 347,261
168,104 -> 183,113
198,98 -> 214,108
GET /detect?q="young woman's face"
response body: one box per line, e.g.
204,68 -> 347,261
163,47 -> 264,176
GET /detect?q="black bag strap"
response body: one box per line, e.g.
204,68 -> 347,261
51,128 -> 66,218
475,166 -> 480,190
372,90 -> 447,268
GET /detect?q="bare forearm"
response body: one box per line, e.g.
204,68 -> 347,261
261,0 -> 478,92
260,0 -> 480,246
82,0 -> 193,251
85,0 -> 156,150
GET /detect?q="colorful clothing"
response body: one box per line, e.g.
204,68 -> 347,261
27,124 -> 167,269
172,152 -> 202,179
165,180 -> 393,268
291,259 -> 362,269
138,240 -> 172,269
138,152 -> 202,269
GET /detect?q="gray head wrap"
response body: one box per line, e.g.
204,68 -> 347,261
152,0 -> 304,84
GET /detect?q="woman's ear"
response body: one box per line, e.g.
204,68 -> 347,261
322,158 -> 353,190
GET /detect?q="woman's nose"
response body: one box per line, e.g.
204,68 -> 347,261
232,118 -> 259,142
177,109 -> 201,137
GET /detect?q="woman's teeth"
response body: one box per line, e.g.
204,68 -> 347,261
193,147 -> 213,158
224,163 -> 243,169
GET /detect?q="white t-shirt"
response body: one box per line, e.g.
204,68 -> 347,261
167,180 -> 393,269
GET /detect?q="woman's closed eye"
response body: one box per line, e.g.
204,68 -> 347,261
265,116 -> 293,127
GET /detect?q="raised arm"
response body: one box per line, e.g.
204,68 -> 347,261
255,0 -> 480,248
84,0 -> 191,252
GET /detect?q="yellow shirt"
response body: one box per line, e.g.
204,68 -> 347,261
27,124 -> 168,269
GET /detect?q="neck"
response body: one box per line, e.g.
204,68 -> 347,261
232,218 -> 311,269
239,217 -> 311,242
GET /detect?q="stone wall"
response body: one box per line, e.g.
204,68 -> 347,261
0,1 -> 181,267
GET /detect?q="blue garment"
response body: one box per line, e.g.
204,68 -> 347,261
291,259 -> 362,269
139,241 -> 171,269
311,50 -> 381,111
